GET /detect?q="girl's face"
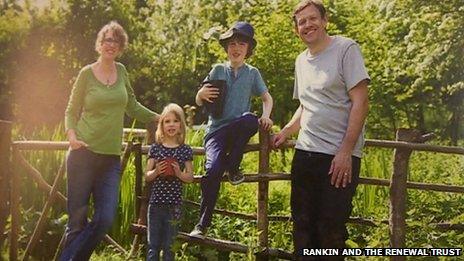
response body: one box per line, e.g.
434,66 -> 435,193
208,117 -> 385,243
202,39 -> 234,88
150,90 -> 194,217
227,39 -> 249,64
162,112 -> 181,138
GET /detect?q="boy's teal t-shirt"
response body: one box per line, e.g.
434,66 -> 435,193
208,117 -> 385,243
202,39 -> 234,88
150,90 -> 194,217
204,62 -> 268,136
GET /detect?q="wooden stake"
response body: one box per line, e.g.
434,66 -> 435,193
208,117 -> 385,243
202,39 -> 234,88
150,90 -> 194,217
257,129 -> 270,260
0,120 -> 12,248
10,148 -> 20,261
389,129 -> 421,261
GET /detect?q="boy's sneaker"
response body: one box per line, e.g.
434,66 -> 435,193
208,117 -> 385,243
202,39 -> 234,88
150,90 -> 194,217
189,224 -> 207,239
227,171 -> 245,185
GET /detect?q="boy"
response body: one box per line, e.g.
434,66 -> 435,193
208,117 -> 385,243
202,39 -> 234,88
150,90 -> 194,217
190,21 -> 273,238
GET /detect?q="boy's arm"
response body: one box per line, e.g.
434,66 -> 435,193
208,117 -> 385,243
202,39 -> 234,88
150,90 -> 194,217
260,91 -> 273,119
258,91 -> 273,130
195,87 -> 204,106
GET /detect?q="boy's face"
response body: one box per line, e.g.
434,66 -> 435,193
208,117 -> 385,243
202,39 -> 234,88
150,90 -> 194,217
226,39 -> 249,64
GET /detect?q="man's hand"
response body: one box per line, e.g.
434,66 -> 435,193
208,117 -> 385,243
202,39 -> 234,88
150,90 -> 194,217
272,131 -> 288,149
329,150 -> 352,188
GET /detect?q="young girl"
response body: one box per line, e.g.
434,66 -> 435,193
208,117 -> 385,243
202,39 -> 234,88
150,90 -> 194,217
145,103 -> 193,261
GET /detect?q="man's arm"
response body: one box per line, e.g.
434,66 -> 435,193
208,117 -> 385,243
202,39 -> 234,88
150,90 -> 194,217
330,79 -> 369,188
273,104 -> 303,148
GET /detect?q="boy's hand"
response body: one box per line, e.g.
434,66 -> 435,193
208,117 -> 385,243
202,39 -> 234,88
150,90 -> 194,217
198,83 -> 219,103
258,117 -> 273,131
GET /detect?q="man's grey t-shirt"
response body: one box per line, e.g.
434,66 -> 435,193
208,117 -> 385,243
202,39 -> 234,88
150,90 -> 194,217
293,36 -> 369,158
205,62 -> 267,137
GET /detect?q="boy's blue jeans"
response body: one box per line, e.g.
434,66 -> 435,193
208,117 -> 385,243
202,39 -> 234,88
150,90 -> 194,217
147,204 -> 181,261
198,113 -> 258,228
60,147 -> 121,261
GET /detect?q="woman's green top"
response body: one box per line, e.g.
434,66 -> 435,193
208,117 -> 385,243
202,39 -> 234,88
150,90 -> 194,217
65,63 -> 155,155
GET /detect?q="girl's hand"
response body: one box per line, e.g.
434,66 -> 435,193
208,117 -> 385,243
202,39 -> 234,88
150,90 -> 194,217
155,160 -> 167,176
258,117 -> 273,131
171,161 -> 182,177
69,138 -> 88,150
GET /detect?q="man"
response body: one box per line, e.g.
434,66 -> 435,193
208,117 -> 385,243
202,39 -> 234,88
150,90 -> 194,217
273,0 -> 369,259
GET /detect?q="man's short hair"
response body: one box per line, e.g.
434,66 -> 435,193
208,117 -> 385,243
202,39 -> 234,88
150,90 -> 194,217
293,0 -> 327,26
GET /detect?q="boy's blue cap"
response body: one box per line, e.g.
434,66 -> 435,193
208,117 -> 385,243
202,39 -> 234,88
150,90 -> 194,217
219,21 -> 257,49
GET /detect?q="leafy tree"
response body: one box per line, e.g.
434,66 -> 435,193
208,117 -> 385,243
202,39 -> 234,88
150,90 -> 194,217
0,1 -> 29,121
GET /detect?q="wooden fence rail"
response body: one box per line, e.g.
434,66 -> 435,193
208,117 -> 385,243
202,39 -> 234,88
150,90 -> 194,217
4,125 -> 464,261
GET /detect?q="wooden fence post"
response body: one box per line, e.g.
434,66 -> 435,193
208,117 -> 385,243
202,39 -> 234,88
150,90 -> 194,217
0,120 -> 12,248
129,142 -> 146,258
389,128 -> 421,260
133,143 -> 143,218
10,147 -> 20,261
257,129 -> 270,260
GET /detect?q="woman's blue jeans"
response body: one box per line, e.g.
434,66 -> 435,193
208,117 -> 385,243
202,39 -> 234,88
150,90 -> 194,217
147,204 -> 181,261
60,147 -> 121,261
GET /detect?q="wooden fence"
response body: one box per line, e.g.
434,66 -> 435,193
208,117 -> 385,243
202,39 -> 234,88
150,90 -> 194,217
2,121 -> 464,261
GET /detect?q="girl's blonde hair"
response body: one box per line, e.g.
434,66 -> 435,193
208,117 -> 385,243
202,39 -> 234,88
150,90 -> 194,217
155,103 -> 187,145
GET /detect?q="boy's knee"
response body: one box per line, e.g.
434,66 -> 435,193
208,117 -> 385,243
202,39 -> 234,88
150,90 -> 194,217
240,114 -> 259,134
205,162 -> 225,180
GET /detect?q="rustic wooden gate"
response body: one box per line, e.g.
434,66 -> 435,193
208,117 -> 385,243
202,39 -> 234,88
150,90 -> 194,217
3,122 -> 464,261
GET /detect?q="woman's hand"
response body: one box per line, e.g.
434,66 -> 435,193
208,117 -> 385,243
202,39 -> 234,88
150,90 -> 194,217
67,129 -> 88,150
69,137 -> 88,150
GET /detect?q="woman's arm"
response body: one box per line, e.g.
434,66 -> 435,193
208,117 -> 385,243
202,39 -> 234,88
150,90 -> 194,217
65,68 -> 88,150
122,66 -> 159,123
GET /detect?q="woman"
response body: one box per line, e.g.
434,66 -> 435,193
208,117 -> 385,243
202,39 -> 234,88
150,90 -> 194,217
61,21 -> 158,261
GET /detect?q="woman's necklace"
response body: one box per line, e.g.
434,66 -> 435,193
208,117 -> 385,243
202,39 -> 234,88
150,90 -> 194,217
104,67 -> 114,89
98,62 -> 115,88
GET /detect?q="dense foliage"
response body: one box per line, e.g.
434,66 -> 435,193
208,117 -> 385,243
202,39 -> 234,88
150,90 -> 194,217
0,0 -> 462,141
